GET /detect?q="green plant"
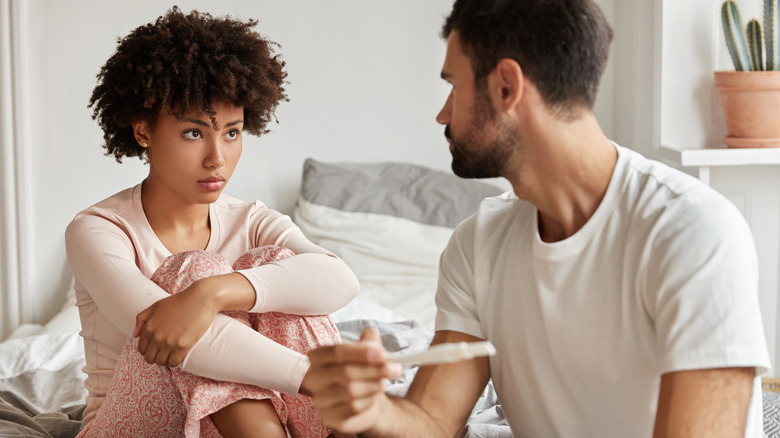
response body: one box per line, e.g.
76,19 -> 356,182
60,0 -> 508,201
722,0 -> 780,71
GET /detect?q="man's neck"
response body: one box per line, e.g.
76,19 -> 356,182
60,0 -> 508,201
506,111 -> 617,243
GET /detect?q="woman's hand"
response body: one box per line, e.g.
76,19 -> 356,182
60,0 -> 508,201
133,278 -> 220,367
133,272 -> 256,367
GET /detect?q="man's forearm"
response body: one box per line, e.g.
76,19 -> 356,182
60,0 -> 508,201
362,396 -> 453,438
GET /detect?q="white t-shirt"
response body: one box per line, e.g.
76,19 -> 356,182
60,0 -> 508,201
435,144 -> 770,437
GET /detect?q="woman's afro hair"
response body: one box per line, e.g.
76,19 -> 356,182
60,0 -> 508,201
89,6 -> 288,162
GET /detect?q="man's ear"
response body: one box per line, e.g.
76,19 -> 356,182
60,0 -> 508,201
132,120 -> 151,148
494,58 -> 524,111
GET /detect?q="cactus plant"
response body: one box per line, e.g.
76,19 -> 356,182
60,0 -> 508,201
747,19 -> 764,70
767,0 -> 780,69
722,0 -> 780,71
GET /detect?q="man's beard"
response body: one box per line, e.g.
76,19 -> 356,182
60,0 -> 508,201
447,91 -> 517,179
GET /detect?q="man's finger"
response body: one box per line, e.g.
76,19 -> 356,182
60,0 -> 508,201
341,363 -> 403,381
359,327 -> 382,345
309,342 -> 387,366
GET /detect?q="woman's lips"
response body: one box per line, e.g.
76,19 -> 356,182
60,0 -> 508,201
199,177 -> 225,191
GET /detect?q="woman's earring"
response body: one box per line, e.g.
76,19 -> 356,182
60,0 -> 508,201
141,142 -> 148,148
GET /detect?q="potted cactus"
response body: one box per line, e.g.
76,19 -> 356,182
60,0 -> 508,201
715,0 -> 780,148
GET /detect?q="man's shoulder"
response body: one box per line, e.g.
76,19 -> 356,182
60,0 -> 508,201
620,146 -> 705,197
456,191 -> 523,228
616,148 -> 752,254
449,191 -> 533,248
619,148 -> 736,221
474,191 -> 526,218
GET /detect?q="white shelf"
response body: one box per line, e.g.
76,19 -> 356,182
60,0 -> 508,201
659,144 -> 780,168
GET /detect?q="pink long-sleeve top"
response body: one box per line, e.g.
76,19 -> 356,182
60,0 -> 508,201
65,184 -> 359,425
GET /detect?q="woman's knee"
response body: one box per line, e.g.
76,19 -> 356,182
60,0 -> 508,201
151,250 -> 233,294
232,246 -> 295,270
251,312 -> 341,354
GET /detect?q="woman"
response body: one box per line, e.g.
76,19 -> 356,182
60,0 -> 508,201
65,7 -> 358,437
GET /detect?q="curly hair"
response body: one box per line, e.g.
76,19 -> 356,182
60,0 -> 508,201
442,0 -> 613,121
89,6 -> 288,162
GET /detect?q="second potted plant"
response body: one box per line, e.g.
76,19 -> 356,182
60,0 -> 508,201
716,0 -> 780,148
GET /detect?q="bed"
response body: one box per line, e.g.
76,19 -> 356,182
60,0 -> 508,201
0,158 -> 778,437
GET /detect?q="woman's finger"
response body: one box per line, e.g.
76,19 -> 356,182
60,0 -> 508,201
154,349 -> 172,367
137,332 -> 149,355
133,306 -> 153,338
142,345 -> 156,364
168,349 -> 186,367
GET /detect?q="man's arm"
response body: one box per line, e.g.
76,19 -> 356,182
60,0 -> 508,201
653,367 -> 755,438
304,329 -> 491,437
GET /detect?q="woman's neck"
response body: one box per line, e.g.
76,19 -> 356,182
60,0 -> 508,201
140,179 -> 212,253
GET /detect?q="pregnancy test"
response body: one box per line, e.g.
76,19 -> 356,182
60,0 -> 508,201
389,341 -> 496,366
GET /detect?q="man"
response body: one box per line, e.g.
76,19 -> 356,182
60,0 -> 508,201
302,0 -> 771,436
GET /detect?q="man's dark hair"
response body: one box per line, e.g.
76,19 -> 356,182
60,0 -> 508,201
442,0 -> 613,120
89,6 -> 288,162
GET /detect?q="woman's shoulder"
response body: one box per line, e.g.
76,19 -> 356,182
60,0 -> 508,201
213,193 -> 290,223
70,185 -> 140,223
213,193 -> 269,213
66,185 -> 143,243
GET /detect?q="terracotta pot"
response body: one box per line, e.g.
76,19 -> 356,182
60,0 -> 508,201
714,70 -> 780,148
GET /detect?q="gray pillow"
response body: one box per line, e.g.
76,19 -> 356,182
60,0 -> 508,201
299,158 -> 504,228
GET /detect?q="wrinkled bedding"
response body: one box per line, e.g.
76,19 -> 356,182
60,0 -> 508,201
0,332 -> 85,438
0,298 -> 511,438
4,314 -> 780,437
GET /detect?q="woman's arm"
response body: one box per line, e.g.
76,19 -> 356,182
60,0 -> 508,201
66,214 -> 174,335
132,272 -> 256,366
237,207 -> 359,315
66,214 -> 311,394
238,252 -> 359,314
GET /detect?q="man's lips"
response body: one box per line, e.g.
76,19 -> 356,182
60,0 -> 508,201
199,176 -> 225,191
444,126 -> 454,150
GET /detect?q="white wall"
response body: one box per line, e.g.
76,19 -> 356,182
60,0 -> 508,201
3,0 -> 459,334
660,0 -> 765,149
1,0 -> 632,338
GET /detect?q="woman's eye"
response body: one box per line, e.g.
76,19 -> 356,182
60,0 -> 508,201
184,130 -> 201,140
225,129 -> 241,140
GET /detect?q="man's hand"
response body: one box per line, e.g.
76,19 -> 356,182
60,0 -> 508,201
304,328 -> 403,435
306,329 -> 491,438
133,278 -> 222,367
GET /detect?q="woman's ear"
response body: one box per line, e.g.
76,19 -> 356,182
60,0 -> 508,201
132,120 -> 151,148
494,58 -> 524,111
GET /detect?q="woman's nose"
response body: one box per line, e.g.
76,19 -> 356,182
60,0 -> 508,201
204,140 -> 225,169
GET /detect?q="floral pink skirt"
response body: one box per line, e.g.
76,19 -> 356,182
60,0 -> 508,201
78,246 -> 340,438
